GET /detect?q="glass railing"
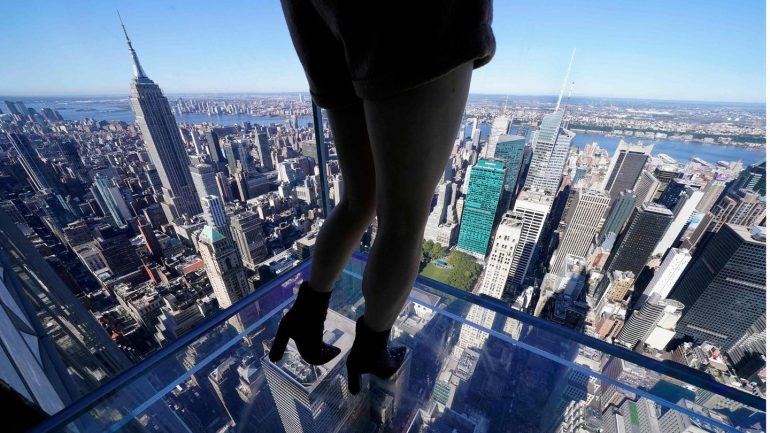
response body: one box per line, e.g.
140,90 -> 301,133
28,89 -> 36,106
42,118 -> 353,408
30,253 -> 765,433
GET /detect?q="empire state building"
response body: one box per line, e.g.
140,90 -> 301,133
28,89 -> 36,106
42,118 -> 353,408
120,18 -> 202,218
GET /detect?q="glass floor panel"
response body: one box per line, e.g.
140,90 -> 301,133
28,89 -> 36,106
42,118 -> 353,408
33,254 -> 765,433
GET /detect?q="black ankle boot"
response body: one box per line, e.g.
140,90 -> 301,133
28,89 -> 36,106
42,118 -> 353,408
346,316 -> 407,395
268,281 -> 341,365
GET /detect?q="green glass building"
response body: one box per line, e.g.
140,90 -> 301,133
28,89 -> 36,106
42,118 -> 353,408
457,159 -> 506,258
493,134 -> 527,213
494,134 -> 527,193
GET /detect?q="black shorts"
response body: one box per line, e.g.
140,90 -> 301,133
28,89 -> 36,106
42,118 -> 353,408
280,0 -> 495,109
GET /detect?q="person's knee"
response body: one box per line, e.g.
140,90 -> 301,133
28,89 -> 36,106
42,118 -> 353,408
377,210 -> 429,241
338,196 -> 376,223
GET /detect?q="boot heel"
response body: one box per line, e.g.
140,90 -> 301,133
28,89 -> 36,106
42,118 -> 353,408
347,363 -> 362,395
269,321 -> 290,362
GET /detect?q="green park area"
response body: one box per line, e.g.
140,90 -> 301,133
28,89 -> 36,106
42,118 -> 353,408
419,240 -> 482,292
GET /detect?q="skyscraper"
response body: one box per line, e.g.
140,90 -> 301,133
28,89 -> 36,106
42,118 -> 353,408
604,203 -> 673,277
670,224 -> 765,352
550,188 -> 610,275
652,187 -> 703,257
262,309 -> 363,433
205,129 -> 227,169
8,132 -> 61,193
728,161 -> 766,196
708,188 -> 766,232
694,180 -> 725,213
198,224 -> 250,338
0,209 -> 131,413
4,100 -> 22,116
190,163 -> 220,199
493,134 -> 527,209
618,294 -> 684,350
424,181 -> 452,243
138,215 -> 163,259
202,194 -> 228,230
457,159 -> 506,258
523,109 -> 573,196
632,170 -> 659,208
215,171 -> 233,202
507,190 -> 552,289
94,224 -> 142,278
230,210 -> 269,270
602,141 -> 653,202
256,132 -> 273,171
658,178 -> 696,210
92,172 -> 132,228
635,247 -> 691,308
597,190 -> 636,243
223,141 -> 243,174
122,20 -> 202,218
456,214 -> 522,353
485,114 -> 512,157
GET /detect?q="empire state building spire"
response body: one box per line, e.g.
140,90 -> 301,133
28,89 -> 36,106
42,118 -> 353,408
120,12 -> 203,219
117,11 -> 148,79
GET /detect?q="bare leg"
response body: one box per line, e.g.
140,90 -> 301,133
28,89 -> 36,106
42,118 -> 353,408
308,100 -> 376,293
361,62 -> 473,331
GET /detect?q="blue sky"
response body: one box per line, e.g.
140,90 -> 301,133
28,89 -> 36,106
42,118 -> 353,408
0,0 -> 765,102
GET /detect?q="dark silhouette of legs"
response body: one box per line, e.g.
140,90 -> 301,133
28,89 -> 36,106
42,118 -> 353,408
269,101 -> 375,365
272,62 -> 473,374
346,62 -> 474,394
308,100 -> 376,294
360,62 -> 473,331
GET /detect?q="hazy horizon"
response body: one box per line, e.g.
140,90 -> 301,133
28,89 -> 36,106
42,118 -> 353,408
1,92 -> 765,107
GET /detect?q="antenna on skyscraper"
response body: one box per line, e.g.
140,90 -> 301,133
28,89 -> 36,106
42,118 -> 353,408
116,10 -> 147,79
117,10 -> 130,43
564,81 -> 576,109
503,95 -> 509,116
554,48 -> 576,112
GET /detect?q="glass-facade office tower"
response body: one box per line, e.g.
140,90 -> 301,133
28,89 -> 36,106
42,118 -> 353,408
598,190 -> 636,243
729,161 -> 766,196
457,159 -> 506,258
658,178 -> 695,210
602,142 -> 653,202
8,132 -> 62,193
670,224 -> 766,352
0,209 -> 131,414
123,24 -> 202,218
523,109 -> 573,197
92,172 -> 132,228
604,203 -> 673,277
493,134 -> 527,210
202,194 -> 228,229
632,170 -> 660,208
